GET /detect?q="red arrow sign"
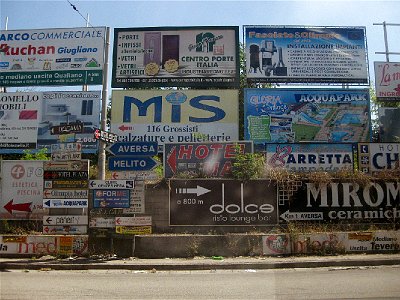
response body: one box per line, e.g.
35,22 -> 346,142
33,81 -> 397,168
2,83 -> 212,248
167,146 -> 177,173
119,125 -> 132,131
115,218 -> 121,225
4,199 -> 32,214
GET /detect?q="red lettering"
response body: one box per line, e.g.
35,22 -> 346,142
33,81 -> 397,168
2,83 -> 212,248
195,145 -> 209,159
178,145 -> 193,159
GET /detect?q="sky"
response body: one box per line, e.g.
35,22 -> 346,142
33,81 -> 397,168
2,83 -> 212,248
1,0 -> 400,92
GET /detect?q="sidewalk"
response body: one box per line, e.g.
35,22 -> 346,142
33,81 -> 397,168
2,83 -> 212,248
1,254 -> 400,271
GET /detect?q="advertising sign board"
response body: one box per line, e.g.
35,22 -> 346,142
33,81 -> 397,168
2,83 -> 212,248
89,217 -> 115,228
43,160 -> 89,171
0,160 -> 45,220
170,179 -> 277,226
0,27 -> 105,86
164,141 -> 253,178
374,62 -> 400,101
43,225 -> 87,235
115,226 -> 152,235
92,189 -> 131,208
279,180 -> 400,223
244,88 -> 370,144
89,180 -> 134,189
111,90 -> 239,148
244,26 -> 368,84
0,92 -> 42,149
358,143 -> 399,174
43,199 -> 88,208
112,26 -> 239,88
115,216 -> 152,226
265,143 -> 354,172
43,215 -> 88,226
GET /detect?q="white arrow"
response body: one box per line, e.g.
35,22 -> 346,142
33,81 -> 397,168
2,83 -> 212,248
280,210 -> 324,222
176,185 -> 211,196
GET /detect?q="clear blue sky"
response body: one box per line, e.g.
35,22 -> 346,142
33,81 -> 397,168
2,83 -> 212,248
1,0 -> 399,90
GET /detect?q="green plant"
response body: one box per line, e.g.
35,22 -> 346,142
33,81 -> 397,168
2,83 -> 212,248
231,145 -> 265,181
21,148 -> 49,160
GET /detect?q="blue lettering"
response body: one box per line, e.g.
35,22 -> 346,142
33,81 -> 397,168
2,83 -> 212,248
123,96 -> 162,122
189,96 -> 225,123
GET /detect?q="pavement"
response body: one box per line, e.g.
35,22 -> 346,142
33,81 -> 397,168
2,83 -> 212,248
1,253 -> 400,271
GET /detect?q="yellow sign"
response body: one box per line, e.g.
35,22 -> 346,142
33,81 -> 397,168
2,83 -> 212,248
115,225 -> 152,235
59,236 -> 74,255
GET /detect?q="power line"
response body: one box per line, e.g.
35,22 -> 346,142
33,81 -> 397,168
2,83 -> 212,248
67,0 -> 93,28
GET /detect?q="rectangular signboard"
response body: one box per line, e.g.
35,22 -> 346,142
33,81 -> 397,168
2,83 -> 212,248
115,216 -> 152,226
265,143 -> 354,173
123,180 -> 145,214
51,142 -> 82,153
43,189 -> 89,199
106,141 -> 158,156
111,89 -> 239,148
112,26 -> 239,88
358,143 -> 399,174
170,179 -> 277,226
374,62 -> 400,101
93,189 -> 131,208
43,160 -> 89,171
0,92 -> 41,149
89,180 -> 134,189
43,225 -> 87,235
115,225 -> 152,235
51,151 -> 82,161
43,198 -> 88,208
43,215 -> 88,226
50,122 -> 84,135
279,180 -> 400,223
244,88 -> 370,144
244,26 -> 368,84
378,108 -> 400,142
89,217 -> 115,228
0,160 -> 46,220
108,156 -> 158,171
164,141 -> 253,178
44,179 -> 88,189
0,27 -> 105,87
43,170 -> 88,180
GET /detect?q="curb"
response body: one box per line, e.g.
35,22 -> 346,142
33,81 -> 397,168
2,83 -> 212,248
1,257 -> 400,271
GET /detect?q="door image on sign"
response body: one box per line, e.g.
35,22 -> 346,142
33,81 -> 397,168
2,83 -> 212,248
162,35 -> 179,70
144,32 -> 161,66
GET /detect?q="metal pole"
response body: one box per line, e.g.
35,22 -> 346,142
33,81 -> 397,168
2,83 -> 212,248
383,22 -> 390,62
98,27 -> 110,180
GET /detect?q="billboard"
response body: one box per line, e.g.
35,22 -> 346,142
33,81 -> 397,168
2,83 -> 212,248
164,141 -> 253,178
0,91 -> 101,153
112,26 -> 239,88
279,180 -> 400,223
111,90 -> 239,148
170,179 -> 277,226
265,143 -> 354,172
378,108 -> 400,142
0,92 -> 42,149
0,160 -> 46,220
244,26 -> 368,84
374,62 -> 400,101
244,88 -> 370,144
0,27 -> 105,86
358,143 -> 400,174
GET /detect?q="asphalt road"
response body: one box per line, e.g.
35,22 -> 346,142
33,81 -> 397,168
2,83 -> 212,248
1,265 -> 400,299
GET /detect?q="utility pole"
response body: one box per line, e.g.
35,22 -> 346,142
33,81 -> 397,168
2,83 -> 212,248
373,21 -> 400,62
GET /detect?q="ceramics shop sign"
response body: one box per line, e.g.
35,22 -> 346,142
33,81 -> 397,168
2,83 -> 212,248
265,143 -> 354,172
112,26 -> 239,88
244,88 -> 370,144
244,26 -> 368,84
169,179 -> 277,226
279,180 -> 400,223
0,27 -> 105,86
164,141 -> 253,178
374,62 -> 400,101
0,92 -> 41,149
358,143 -> 399,174
111,90 -> 239,148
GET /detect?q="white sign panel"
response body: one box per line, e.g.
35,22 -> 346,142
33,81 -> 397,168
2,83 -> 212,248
89,180 -> 134,189
0,27 -> 106,87
0,92 -> 42,149
43,225 -> 87,235
89,217 -> 115,228
43,199 -> 88,208
115,216 -> 152,226
358,143 -> 400,174
0,160 -> 46,220
374,62 -> 400,101
43,215 -> 88,225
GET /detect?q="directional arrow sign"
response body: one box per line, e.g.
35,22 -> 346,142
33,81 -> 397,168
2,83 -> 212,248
106,142 -> 158,156
175,185 -> 211,196
280,210 -> 324,222
108,156 -> 159,171
89,180 -> 134,189
43,215 -> 88,226
43,199 -> 88,208
4,199 -> 32,214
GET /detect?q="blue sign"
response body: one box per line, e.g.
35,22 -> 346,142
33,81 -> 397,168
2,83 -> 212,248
107,142 -> 158,156
108,156 -> 158,171
93,189 -> 130,208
